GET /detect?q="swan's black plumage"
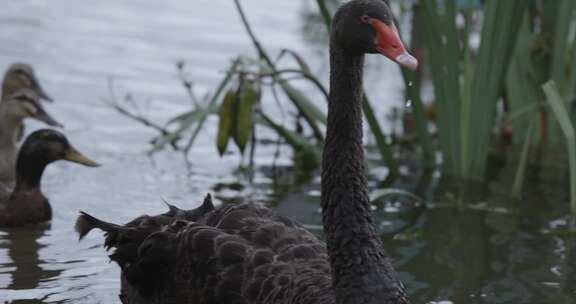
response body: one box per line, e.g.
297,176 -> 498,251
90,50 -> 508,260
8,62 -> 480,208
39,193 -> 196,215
77,200 -> 334,304
77,1 -> 413,303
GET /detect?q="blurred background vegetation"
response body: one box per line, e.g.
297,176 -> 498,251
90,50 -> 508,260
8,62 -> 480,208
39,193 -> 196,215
113,0 -> 576,216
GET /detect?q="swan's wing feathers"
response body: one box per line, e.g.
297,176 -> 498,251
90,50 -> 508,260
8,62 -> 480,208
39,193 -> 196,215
167,203 -> 334,303
86,202 -> 335,303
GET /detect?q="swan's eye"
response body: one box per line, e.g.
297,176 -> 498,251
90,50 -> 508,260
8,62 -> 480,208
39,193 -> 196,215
360,14 -> 372,24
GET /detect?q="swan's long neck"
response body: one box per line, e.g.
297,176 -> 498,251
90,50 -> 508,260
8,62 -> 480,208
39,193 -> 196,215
321,46 -> 406,303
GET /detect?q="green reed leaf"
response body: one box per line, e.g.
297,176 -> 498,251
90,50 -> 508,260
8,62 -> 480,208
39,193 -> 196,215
543,81 -> 576,215
216,90 -> 236,156
234,81 -> 258,153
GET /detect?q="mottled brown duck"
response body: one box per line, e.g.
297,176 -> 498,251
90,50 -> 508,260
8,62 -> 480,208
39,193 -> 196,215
2,62 -> 54,141
0,129 -> 99,227
2,62 -> 53,102
0,89 -> 62,185
76,1 -> 417,303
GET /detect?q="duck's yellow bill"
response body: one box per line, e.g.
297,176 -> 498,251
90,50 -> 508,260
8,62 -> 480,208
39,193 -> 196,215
64,147 -> 100,167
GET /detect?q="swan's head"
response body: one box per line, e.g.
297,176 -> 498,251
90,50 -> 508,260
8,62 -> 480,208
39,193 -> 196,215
2,62 -> 53,102
1,89 -> 62,127
19,129 -> 100,167
332,0 -> 418,70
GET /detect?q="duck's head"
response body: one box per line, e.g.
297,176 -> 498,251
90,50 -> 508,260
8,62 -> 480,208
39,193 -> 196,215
332,0 -> 418,70
2,89 -> 62,127
2,63 -> 53,102
19,129 -> 100,168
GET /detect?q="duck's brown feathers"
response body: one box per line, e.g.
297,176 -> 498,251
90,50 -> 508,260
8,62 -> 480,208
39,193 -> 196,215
0,189 -> 52,227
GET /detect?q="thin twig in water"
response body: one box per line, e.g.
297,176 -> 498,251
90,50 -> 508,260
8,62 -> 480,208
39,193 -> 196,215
239,69 -> 329,102
176,61 -> 202,108
233,0 -> 275,68
104,100 -> 170,136
104,78 -> 170,135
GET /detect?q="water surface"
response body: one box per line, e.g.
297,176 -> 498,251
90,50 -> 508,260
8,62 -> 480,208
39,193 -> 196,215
0,1 -> 574,303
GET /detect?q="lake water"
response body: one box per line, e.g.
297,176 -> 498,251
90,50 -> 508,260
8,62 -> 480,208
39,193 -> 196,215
0,0 -> 574,303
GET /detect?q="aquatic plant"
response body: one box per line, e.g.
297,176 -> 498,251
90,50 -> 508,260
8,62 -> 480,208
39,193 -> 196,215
109,0 -> 400,180
109,0 -> 576,212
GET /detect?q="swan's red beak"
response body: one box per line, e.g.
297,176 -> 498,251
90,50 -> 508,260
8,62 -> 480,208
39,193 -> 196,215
371,20 -> 418,71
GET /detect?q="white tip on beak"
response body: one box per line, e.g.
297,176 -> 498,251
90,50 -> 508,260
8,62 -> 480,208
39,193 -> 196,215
395,52 -> 419,71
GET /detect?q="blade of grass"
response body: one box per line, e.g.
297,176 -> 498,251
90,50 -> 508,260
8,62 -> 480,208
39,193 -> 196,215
279,80 -> 327,125
277,49 -> 313,75
465,0 -> 528,179
460,5 -> 475,177
543,81 -> 576,215
420,0 -> 462,175
256,112 -> 321,170
316,0 -> 332,31
571,40 -> 576,102
506,16 -> 541,145
545,0 -> 575,146
253,68 -> 330,104
550,0 -> 575,91
512,119 -> 535,199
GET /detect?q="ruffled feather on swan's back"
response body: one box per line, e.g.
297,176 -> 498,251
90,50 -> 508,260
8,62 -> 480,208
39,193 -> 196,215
78,199 -> 336,304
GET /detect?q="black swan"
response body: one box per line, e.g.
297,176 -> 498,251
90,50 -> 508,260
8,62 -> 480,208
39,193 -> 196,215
76,1 -> 417,303
0,129 -> 99,227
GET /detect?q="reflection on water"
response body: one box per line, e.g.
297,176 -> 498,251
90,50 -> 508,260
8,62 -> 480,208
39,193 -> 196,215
0,0 -> 575,303
396,175 -> 575,304
1,226 -> 60,304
